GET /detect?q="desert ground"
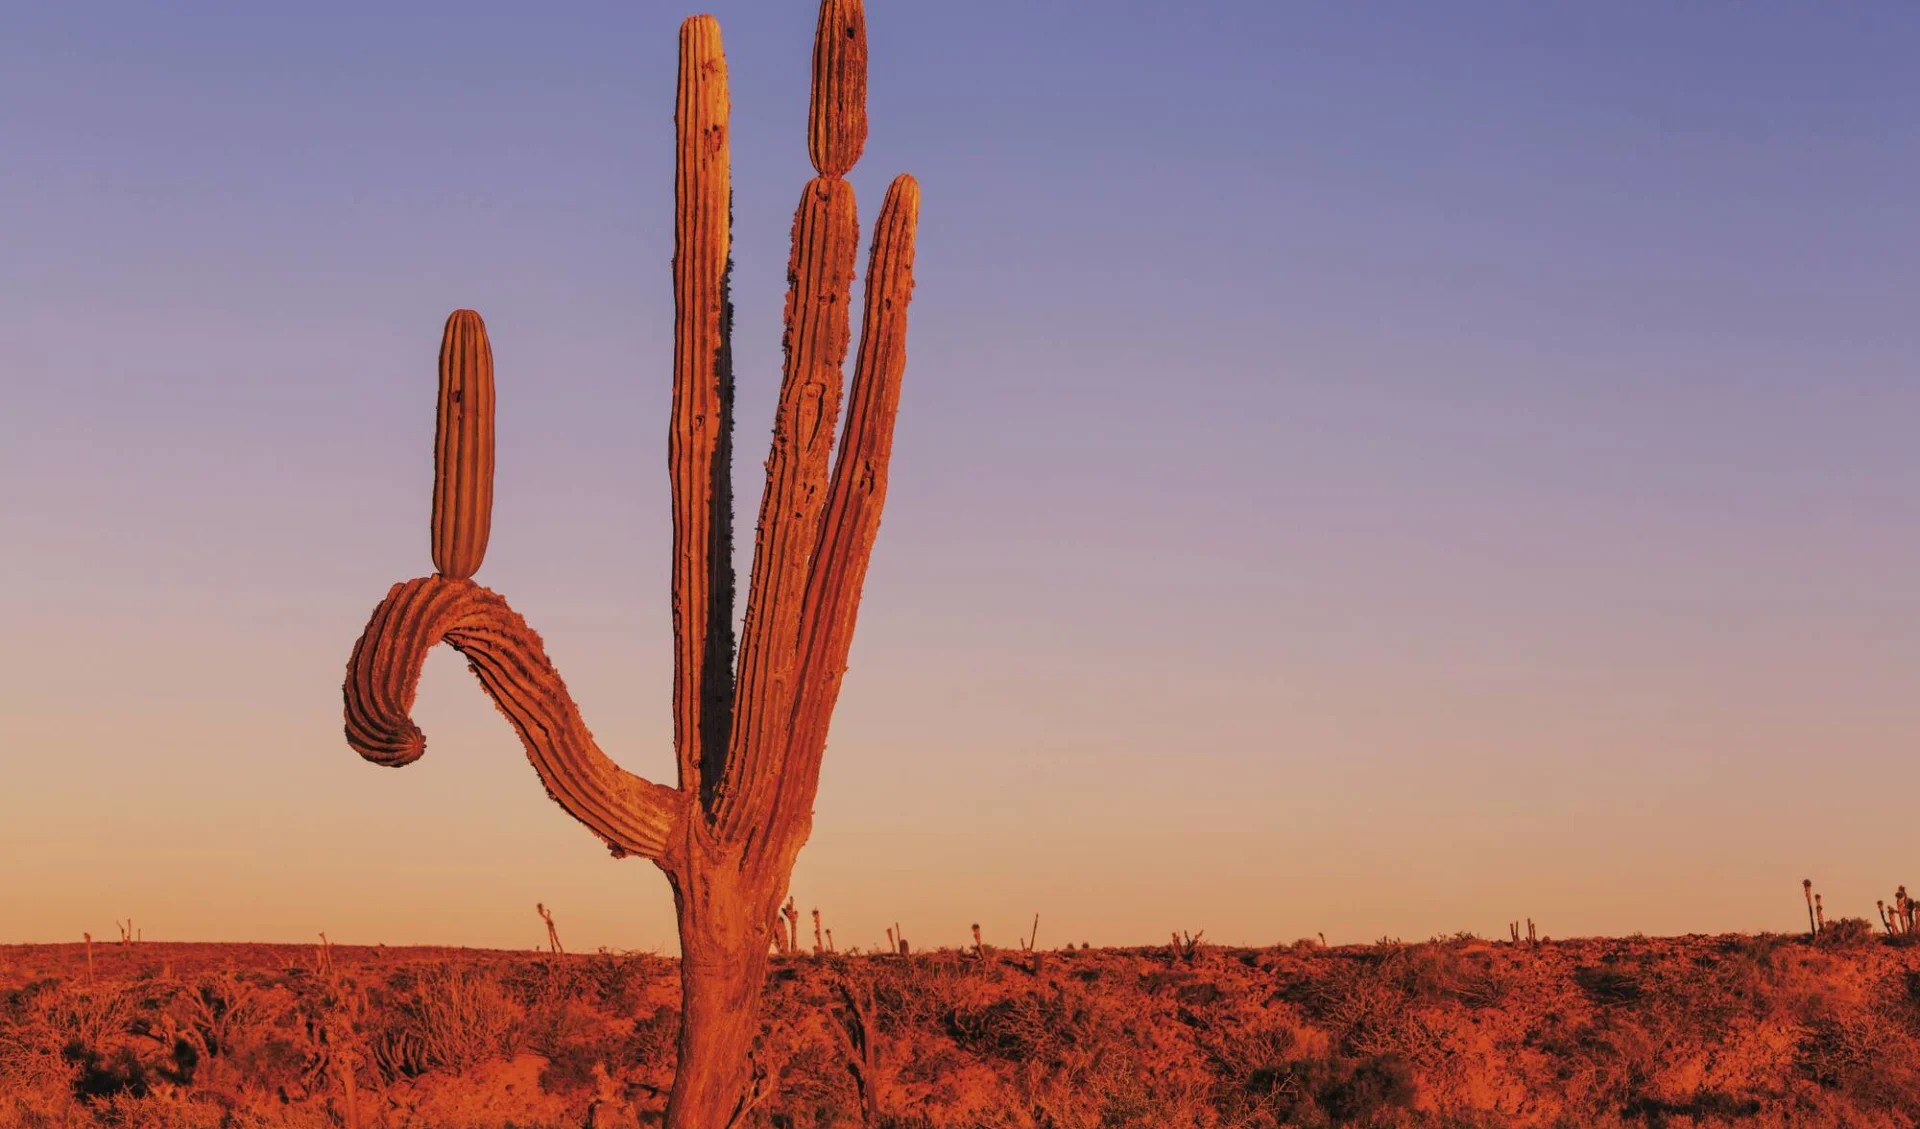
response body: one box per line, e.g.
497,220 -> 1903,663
4,927 -> 1919,1128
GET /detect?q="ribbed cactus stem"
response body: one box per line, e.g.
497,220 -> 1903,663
770,175 -> 920,831
344,576 -> 683,858
809,0 -> 868,177
340,3 -> 919,1125
431,310 -> 495,580
719,176 -> 860,831
672,14 -> 737,802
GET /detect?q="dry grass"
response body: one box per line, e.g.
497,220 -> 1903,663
5,934 -> 1920,1127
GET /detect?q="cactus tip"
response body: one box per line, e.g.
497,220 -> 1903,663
808,0 -> 869,177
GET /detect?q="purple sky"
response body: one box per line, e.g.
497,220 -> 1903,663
2,2 -> 1916,951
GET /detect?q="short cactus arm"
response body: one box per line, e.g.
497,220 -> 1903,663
430,311 -> 495,580
344,576 -> 686,860
809,0 -> 868,177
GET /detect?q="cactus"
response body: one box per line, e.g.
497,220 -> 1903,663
430,311 -> 494,580
338,3 -> 919,1123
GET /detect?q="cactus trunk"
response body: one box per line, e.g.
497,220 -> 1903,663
662,840 -> 781,1128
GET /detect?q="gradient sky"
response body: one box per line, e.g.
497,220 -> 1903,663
3,2 -> 1917,953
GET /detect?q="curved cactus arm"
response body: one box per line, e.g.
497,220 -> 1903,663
768,173 -> 920,842
344,576 -> 687,860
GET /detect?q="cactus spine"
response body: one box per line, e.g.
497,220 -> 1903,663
339,4 -> 919,1125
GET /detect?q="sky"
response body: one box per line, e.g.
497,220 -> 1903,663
2,2 -> 1917,954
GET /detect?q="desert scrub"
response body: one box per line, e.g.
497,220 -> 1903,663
1572,963 -> 1645,1005
867,953 -> 974,1036
1195,1015 -> 1330,1126
1297,949 -> 1461,1065
1795,982 -> 1920,1115
1394,940 -> 1513,1008
370,965 -> 523,1080
1250,1052 -> 1418,1128
943,983 -> 1094,1065
1817,916 -> 1877,949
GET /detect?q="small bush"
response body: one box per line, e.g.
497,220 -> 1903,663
1574,964 -> 1644,1004
945,992 -> 1076,1062
626,1004 -> 680,1069
373,965 -> 523,1079
1819,918 -> 1876,949
1254,1053 -> 1418,1125
537,1034 -> 622,1096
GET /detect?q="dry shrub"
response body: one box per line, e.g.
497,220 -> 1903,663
1396,941 -> 1511,1008
177,971 -> 263,1059
1196,1015 -> 1317,1126
536,1032 -> 623,1097
24,982 -> 136,1055
0,982 -> 80,1101
630,1003 -> 680,1066
1302,952 -> 1452,1065
0,1091 -> 82,1129
943,982 -> 1104,1066
1007,1038 -> 1217,1129
373,964 -> 523,1080
868,954 -> 970,1037
1818,917 -> 1877,950
1252,1052 -> 1417,1128
573,951 -> 667,1014
532,1001 -> 676,1098
1573,963 -> 1644,1005
1668,933 -> 1796,1027
1797,999 -> 1920,1114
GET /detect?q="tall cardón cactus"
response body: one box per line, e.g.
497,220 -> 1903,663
340,2 -> 918,1123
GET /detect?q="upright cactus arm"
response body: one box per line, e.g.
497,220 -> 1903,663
345,576 -> 687,860
430,311 -> 495,580
671,15 -> 738,808
769,174 -> 920,839
717,175 -> 860,834
809,0 -> 868,177
715,0 -> 879,840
